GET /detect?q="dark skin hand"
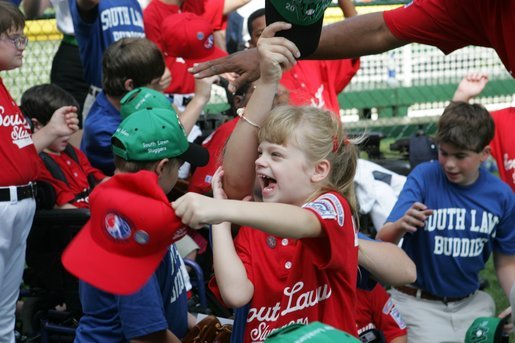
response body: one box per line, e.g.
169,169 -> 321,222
188,12 -> 405,92
189,48 -> 260,93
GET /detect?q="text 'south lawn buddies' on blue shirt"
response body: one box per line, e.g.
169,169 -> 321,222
387,162 -> 515,298
70,0 -> 145,88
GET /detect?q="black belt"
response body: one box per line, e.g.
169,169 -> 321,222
395,285 -> 472,304
0,183 -> 37,202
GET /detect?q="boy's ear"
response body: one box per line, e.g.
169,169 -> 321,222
154,158 -> 169,176
311,159 -> 330,183
480,145 -> 491,162
124,79 -> 135,92
31,118 -> 43,132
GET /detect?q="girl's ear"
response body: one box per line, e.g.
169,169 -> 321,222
312,159 -> 330,183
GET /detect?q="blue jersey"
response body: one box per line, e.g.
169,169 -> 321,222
156,245 -> 189,339
387,162 -> 515,297
81,92 -> 120,175
69,0 -> 145,88
76,245 -> 188,342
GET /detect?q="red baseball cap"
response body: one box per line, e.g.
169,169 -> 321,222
62,171 -> 187,295
161,12 -> 227,66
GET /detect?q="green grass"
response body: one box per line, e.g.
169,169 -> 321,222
481,257 -> 509,313
480,257 -> 514,340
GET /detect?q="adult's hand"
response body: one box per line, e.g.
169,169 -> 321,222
189,48 -> 260,93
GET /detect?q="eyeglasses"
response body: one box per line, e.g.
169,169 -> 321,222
1,35 -> 28,49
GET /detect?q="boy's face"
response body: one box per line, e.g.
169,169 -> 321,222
248,15 -> 266,48
438,142 -> 489,186
47,135 -> 71,154
158,159 -> 182,195
0,28 -> 26,71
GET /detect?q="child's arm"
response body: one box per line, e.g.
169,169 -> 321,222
32,106 -> 79,153
494,251 -> 515,298
178,76 -> 218,135
376,202 -> 433,244
210,167 -> 254,307
452,72 -> 489,102
358,239 -> 416,286
173,193 -> 322,239
339,0 -> 358,18
222,22 -> 299,199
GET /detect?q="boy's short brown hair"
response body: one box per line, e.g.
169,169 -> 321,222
436,101 -> 494,152
113,153 -> 181,174
102,38 -> 165,97
0,2 -> 25,35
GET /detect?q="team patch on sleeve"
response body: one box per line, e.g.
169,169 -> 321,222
383,299 -> 407,329
303,193 -> 344,226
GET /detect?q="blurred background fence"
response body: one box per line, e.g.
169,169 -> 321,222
3,2 -> 514,142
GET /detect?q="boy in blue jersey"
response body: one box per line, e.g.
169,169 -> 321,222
377,102 -> 515,343
63,107 -> 209,342
70,0 -> 146,118
81,37 -> 216,176
80,37 -> 164,175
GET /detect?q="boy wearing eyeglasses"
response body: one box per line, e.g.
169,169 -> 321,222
0,3 -> 79,342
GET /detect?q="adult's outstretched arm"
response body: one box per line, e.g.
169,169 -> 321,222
189,12 -> 406,91
312,12 -> 405,59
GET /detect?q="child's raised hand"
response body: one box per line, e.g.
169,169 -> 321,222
172,193 -> 223,229
157,67 -> 172,91
453,72 -> 489,102
48,106 -> 79,137
257,21 -> 300,84
398,202 -> 433,233
211,167 -> 228,200
194,75 -> 219,103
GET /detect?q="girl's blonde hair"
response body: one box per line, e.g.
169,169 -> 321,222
257,105 -> 359,214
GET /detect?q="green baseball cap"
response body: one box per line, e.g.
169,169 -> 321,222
265,0 -> 332,57
465,317 -> 504,343
265,322 -> 361,342
120,87 -> 172,120
112,108 -> 209,166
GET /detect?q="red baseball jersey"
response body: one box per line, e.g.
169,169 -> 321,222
182,0 -> 226,31
37,146 -> 106,208
143,0 -> 225,94
211,192 -> 359,342
188,117 -> 239,194
355,284 -> 407,343
489,107 -> 515,192
0,78 -> 40,186
384,0 -> 515,76
280,59 -> 360,116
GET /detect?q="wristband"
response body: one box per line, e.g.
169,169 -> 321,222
236,108 -> 261,129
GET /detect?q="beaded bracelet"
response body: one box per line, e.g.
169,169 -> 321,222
236,108 -> 261,129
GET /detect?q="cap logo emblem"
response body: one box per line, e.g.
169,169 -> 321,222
204,34 -> 214,49
134,230 -> 150,245
196,32 -> 204,41
104,213 -> 132,240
